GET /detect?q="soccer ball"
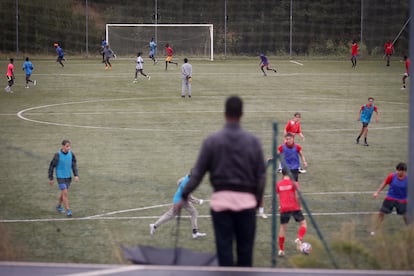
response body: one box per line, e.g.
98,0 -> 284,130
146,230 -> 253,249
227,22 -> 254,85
300,242 -> 312,255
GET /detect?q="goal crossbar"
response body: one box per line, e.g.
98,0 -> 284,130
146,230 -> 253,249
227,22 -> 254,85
106,24 -> 214,61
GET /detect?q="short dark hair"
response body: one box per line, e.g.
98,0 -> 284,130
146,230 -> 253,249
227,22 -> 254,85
285,132 -> 294,138
294,112 -> 301,117
184,58 -> 188,63
62,139 -> 71,146
396,162 -> 407,171
225,96 -> 243,119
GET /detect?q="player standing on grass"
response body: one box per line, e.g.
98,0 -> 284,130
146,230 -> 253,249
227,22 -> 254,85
54,43 -> 65,67
165,43 -> 178,70
278,133 -> 307,182
356,97 -> 379,146
259,54 -> 277,76
402,55 -> 410,90
371,162 -> 408,235
22,57 -> 36,88
133,52 -> 150,83
149,38 -> 157,65
351,40 -> 358,68
276,169 -> 307,257
149,170 -> 206,239
48,140 -> 79,217
384,40 -> 394,67
181,58 -> 192,98
4,58 -> 15,93
103,45 -> 114,70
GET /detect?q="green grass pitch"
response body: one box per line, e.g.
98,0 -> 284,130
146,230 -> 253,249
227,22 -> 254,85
0,56 -> 409,267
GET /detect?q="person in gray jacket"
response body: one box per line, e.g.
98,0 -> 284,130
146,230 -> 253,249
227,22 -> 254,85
180,96 -> 266,267
181,58 -> 192,98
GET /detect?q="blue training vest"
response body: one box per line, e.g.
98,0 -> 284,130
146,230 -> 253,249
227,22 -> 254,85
387,173 -> 408,201
56,151 -> 73,178
281,144 -> 300,170
360,104 -> 375,123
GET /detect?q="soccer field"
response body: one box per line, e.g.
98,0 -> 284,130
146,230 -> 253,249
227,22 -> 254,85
0,56 -> 409,268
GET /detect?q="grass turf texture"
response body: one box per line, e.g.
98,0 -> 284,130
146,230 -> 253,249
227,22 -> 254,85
0,56 -> 409,268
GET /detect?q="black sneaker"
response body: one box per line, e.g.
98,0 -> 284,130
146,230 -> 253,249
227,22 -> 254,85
364,142 -> 369,146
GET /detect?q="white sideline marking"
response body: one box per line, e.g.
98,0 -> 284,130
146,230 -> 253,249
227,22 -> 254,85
0,191 -> 378,223
59,266 -> 140,276
290,60 -> 304,66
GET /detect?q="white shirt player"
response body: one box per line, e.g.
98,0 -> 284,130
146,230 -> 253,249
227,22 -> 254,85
136,56 -> 144,70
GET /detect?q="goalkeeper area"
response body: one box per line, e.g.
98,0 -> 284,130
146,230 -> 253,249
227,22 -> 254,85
106,24 -> 214,60
0,57 -> 410,269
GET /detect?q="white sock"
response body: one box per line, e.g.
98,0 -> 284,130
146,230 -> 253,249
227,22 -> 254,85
259,207 -> 264,214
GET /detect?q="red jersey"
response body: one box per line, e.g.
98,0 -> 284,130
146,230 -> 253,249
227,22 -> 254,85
285,119 -> 301,135
276,179 -> 301,213
384,42 -> 394,55
351,43 -> 358,56
166,46 -> 174,57
6,63 -> 14,77
406,59 -> 410,74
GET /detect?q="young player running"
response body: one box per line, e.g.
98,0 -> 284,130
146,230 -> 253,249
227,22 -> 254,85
371,162 -> 408,235
133,52 -> 150,83
402,55 -> 410,90
149,38 -> 157,65
103,45 -> 114,70
150,170 -> 206,239
54,43 -> 65,67
4,58 -> 15,93
356,97 -> 379,146
277,169 -> 307,257
259,54 -> 277,76
165,43 -> 178,70
22,57 -> 37,88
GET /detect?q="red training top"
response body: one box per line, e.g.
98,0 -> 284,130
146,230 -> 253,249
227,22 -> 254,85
166,46 -> 174,57
285,119 -> 302,135
276,179 -> 301,213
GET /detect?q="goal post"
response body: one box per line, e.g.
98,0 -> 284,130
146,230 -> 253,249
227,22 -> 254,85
106,24 -> 214,61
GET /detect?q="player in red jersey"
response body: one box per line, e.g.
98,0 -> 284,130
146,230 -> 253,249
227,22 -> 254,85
402,55 -> 410,90
351,40 -> 358,68
276,169 -> 307,257
384,41 -> 394,66
4,58 -> 15,93
165,43 -> 178,70
284,112 -> 305,141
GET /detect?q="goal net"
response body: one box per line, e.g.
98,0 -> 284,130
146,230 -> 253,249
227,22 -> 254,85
106,24 -> 214,60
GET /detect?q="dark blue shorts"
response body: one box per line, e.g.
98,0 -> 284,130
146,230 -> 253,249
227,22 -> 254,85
380,199 -> 406,215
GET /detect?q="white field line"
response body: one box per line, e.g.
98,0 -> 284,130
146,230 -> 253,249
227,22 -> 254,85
290,60 -> 304,66
16,98 -> 407,132
0,191 -> 378,223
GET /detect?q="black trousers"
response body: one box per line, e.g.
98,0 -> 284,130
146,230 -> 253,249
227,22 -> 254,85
210,208 -> 256,266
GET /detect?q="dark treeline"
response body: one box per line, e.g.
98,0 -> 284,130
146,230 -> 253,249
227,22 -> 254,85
0,0 -> 409,56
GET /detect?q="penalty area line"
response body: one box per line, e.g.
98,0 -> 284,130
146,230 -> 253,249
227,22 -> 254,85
290,60 -> 304,66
